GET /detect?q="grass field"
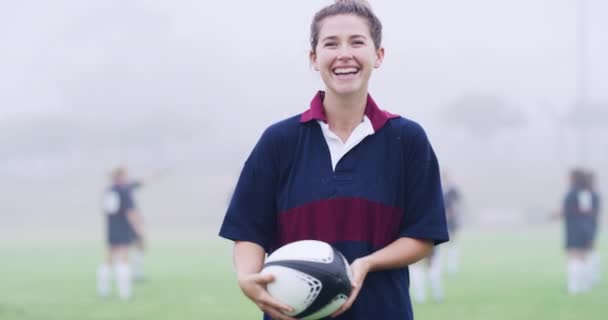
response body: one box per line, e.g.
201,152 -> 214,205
0,226 -> 606,320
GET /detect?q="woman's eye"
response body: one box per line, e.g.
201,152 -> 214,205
352,40 -> 365,46
324,42 -> 337,47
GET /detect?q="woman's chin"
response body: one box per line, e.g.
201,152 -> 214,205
327,84 -> 364,96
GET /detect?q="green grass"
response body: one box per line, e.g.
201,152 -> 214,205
0,227 -> 606,320
414,227 -> 607,320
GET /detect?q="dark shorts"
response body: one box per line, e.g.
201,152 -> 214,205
107,223 -> 134,246
589,221 -> 599,246
565,220 -> 594,250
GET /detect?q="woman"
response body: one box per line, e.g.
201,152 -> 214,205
97,167 -> 144,300
563,169 -> 596,294
219,1 -> 448,319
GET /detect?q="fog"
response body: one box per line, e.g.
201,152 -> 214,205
1,0 -> 607,235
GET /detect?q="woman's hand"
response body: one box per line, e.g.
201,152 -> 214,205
238,273 -> 295,320
330,257 -> 372,318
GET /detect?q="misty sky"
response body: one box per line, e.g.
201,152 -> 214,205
1,0 -> 607,229
2,1 -> 607,116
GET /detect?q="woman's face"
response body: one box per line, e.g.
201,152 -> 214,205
311,14 -> 384,97
113,170 -> 128,185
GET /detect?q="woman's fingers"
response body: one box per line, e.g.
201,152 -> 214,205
258,301 -> 296,320
240,272 -> 295,318
331,281 -> 360,317
253,273 -> 275,284
258,291 -> 294,314
252,274 -> 293,313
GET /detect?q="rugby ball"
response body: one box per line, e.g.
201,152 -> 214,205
261,240 -> 352,320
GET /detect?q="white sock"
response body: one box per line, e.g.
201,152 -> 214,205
97,264 -> 111,297
429,255 -> 444,302
590,251 -> 601,285
581,258 -> 593,292
567,259 -> 582,295
410,262 -> 427,304
115,262 -> 132,300
131,250 -> 144,280
447,243 -> 459,275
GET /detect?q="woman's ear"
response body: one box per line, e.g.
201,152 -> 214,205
374,47 -> 385,69
310,51 -> 320,71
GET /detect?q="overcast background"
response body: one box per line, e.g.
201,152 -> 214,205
1,0 -> 607,237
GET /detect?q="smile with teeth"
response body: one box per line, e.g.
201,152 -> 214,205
333,67 -> 360,75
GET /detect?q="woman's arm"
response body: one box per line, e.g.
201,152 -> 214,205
362,237 -> 433,271
233,241 -> 295,320
126,210 -> 144,237
332,237 -> 433,317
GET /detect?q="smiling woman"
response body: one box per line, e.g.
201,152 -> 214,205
219,1 -> 449,320
310,14 -> 383,105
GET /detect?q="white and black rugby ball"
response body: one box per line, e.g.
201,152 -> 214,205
261,240 -> 352,320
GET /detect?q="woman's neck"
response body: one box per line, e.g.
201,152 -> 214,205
323,90 -> 368,140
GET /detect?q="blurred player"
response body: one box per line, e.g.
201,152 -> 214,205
409,249 -> 444,304
561,168 -> 595,295
97,167 -> 144,300
410,172 -> 464,303
442,172 -> 463,275
410,172 -> 465,303
125,168 -> 168,281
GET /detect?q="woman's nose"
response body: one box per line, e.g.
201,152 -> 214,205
336,45 -> 353,60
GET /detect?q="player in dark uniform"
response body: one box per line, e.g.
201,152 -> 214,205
409,249 -> 444,304
442,172 -> 463,275
219,1 -> 448,319
410,172 -> 461,303
563,169 -> 595,295
97,167 -> 144,300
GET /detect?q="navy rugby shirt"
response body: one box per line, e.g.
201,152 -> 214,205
104,183 -> 137,232
220,91 -> 449,320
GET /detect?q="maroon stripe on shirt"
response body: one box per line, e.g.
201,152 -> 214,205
272,197 -> 403,249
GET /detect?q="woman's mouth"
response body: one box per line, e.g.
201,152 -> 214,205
332,66 -> 360,80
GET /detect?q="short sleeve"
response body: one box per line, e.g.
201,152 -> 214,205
129,181 -> 142,190
218,128 -> 280,252
398,122 -> 449,245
